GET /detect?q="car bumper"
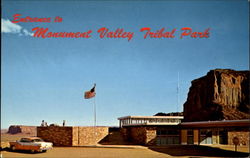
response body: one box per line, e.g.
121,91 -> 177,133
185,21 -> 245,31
40,146 -> 53,151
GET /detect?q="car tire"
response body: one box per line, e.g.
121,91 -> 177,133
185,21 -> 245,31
31,149 -> 35,153
11,146 -> 16,151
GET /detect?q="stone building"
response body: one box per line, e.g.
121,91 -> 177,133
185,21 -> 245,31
180,119 -> 250,146
118,116 -> 184,146
118,116 -> 250,146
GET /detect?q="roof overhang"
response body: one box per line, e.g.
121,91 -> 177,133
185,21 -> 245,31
118,115 -> 184,120
180,119 -> 250,128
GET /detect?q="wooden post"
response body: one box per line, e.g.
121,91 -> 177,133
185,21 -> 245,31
181,129 -> 187,145
193,129 -> 199,145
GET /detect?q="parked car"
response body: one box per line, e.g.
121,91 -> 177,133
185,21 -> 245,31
9,137 -> 53,153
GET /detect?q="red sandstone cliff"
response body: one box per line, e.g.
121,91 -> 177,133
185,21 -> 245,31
183,69 -> 250,122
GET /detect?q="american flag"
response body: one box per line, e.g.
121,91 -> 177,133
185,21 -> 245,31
84,84 -> 96,99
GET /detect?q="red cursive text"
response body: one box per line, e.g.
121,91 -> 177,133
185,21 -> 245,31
32,27 -> 92,38
180,27 -> 210,39
12,14 -> 51,23
97,27 -> 134,41
140,27 -> 176,39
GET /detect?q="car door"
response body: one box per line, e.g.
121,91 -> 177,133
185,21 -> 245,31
18,138 -> 32,150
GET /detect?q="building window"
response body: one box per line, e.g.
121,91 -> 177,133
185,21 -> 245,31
200,129 -> 212,144
156,129 -> 180,145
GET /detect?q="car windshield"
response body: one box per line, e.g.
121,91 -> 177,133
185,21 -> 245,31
20,138 -> 31,142
32,139 -> 44,142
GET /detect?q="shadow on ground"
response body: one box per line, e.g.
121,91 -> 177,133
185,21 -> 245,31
1,147 -> 46,154
149,145 -> 249,157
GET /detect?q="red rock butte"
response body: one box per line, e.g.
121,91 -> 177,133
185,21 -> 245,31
183,69 -> 250,122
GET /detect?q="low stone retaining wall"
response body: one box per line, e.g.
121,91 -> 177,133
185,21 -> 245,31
37,126 -> 108,146
37,126 -> 73,146
121,126 -> 157,145
73,127 -> 109,146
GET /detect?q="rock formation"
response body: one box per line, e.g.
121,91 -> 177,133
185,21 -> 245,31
154,112 -> 183,116
7,125 -> 37,135
183,69 -> 249,122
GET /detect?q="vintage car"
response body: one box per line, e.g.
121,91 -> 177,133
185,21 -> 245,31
9,137 -> 53,153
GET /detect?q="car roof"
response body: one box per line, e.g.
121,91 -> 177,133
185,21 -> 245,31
22,137 -> 42,140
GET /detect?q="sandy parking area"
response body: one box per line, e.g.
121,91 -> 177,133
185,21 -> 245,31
1,147 -> 171,158
1,145 -> 249,158
1,134 -> 249,158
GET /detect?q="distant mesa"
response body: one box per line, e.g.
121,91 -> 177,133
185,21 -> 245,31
183,69 -> 250,122
7,125 -> 37,135
154,112 -> 183,116
6,123 -> 64,135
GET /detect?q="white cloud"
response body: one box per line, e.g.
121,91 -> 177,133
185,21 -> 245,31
23,29 -> 34,36
1,18 -> 34,36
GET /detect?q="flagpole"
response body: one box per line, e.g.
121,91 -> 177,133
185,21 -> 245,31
177,72 -> 180,112
93,91 -> 97,145
94,96 -> 96,126
84,83 -> 97,146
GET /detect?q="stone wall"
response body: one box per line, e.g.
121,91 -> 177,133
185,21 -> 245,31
124,127 -> 157,145
37,126 -> 108,146
145,127 -> 157,145
72,126 -> 109,146
37,126 -> 73,146
72,127 -> 79,146
228,130 -> 249,146
120,128 -> 128,141
130,127 -> 146,145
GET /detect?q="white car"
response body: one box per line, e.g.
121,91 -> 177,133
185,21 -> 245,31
9,137 -> 53,153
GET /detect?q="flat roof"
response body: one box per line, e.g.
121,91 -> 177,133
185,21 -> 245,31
121,122 -> 181,126
180,119 -> 250,128
118,115 -> 184,120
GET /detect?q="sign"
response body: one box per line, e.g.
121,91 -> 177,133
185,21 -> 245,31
233,137 -> 240,152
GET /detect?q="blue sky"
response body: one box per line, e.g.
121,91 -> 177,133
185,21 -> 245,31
1,0 -> 249,129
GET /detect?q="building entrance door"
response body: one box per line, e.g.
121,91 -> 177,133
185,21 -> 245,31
219,130 -> 228,144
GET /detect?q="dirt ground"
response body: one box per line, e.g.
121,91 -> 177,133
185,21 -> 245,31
1,134 -> 249,158
1,145 -> 249,158
1,147 -> 172,158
